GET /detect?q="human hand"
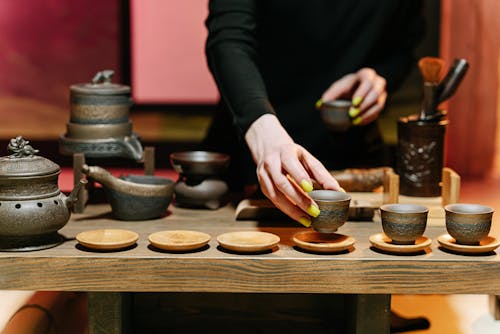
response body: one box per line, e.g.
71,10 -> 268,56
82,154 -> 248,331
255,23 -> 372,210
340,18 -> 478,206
245,114 -> 341,227
319,68 -> 387,126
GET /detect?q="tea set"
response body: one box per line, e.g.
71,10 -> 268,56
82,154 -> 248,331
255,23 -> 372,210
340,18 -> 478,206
0,69 -> 496,256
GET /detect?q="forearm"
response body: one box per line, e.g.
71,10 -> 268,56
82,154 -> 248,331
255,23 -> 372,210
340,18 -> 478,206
206,0 -> 275,134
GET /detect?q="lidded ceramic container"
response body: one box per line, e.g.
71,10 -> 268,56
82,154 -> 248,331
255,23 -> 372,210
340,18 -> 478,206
0,137 -> 86,251
59,70 -> 143,160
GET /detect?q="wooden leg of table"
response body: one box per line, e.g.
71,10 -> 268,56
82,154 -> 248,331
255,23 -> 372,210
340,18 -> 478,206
344,294 -> 391,334
87,292 -> 132,334
489,295 -> 500,320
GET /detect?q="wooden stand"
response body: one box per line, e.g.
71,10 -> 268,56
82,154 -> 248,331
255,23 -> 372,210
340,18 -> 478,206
72,147 -> 156,213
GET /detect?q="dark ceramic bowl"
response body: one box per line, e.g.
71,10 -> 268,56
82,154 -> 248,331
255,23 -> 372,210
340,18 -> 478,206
318,99 -> 352,132
309,190 -> 351,233
107,175 -> 175,221
169,151 -> 230,177
444,203 -> 494,245
380,203 -> 428,245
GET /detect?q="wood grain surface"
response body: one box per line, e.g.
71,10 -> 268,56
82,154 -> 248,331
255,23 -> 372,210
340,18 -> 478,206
0,204 -> 499,295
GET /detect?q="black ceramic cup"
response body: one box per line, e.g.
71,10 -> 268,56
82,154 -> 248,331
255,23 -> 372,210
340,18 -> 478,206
397,115 -> 448,197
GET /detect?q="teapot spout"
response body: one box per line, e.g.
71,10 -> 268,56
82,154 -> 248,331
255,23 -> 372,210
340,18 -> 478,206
65,179 -> 88,209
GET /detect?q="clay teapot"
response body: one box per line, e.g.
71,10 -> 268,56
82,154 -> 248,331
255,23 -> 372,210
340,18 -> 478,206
0,137 -> 86,251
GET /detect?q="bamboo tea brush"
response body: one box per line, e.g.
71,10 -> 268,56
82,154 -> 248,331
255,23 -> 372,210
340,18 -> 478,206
418,57 -> 444,120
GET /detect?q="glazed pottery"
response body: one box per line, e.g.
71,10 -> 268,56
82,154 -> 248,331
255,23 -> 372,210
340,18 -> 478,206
317,99 -> 352,132
0,137 -> 86,251
59,69 -> 143,160
308,190 -> 351,233
82,165 -> 174,220
380,203 -> 428,245
444,203 -> 494,245
170,151 -> 230,209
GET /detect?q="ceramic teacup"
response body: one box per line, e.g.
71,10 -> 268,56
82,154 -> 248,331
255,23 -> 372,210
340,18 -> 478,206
444,203 -> 494,245
318,99 -> 352,132
309,190 -> 351,233
380,203 -> 429,245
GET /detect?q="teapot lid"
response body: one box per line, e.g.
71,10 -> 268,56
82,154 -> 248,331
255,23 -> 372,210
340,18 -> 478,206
0,137 -> 60,177
70,70 -> 130,95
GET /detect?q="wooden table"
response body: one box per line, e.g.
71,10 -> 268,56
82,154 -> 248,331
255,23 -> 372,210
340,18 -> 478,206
0,204 -> 499,334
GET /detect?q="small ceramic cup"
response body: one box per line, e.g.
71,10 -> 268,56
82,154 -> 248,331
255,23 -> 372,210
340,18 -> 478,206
380,203 -> 429,245
318,99 -> 352,132
444,203 -> 494,245
309,190 -> 351,233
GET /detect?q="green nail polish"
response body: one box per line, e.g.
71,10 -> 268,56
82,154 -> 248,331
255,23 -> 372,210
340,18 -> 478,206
299,217 -> 312,227
352,116 -> 362,125
300,180 -> 313,193
315,99 -> 323,109
306,205 -> 320,218
352,96 -> 363,107
349,107 -> 360,118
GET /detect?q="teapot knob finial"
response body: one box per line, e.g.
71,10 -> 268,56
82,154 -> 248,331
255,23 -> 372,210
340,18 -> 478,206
91,70 -> 114,84
7,136 -> 39,158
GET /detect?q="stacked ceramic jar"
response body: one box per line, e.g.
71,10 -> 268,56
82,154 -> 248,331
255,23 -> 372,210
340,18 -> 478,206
59,70 -> 143,161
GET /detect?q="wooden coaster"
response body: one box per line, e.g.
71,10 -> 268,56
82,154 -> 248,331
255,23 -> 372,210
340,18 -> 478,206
216,231 -> 280,253
148,230 -> 211,252
76,229 -> 138,251
437,234 -> 500,254
369,233 -> 431,254
293,231 -> 355,253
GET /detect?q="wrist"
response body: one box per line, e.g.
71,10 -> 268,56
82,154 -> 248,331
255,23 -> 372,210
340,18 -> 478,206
244,114 -> 294,163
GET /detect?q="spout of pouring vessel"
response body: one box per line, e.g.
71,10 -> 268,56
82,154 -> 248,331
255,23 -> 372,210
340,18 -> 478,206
65,179 -> 88,209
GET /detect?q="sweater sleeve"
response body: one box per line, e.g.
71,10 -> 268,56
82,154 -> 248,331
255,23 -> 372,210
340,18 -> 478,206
369,1 -> 425,92
205,0 -> 275,135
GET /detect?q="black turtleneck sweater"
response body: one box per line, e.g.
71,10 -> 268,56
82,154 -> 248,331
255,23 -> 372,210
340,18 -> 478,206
203,0 -> 424,188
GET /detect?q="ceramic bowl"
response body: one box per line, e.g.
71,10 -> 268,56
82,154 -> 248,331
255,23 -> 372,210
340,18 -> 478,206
309,190 -> 351,233
318,99 -> 352,132
108,174 -> 175,221
380,203 -> 428,245
169,151 -> 230,177
444,203 -> 494,245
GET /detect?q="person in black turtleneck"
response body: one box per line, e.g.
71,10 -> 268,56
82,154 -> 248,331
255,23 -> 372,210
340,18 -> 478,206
204,0 -> 424,227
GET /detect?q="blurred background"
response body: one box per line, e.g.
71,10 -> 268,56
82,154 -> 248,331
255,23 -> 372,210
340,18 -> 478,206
0,0 -> 498,177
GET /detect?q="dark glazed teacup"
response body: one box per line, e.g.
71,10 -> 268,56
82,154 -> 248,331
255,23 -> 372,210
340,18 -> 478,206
309,190 -> 351,233
444,203 -> 494,245
380,203 -> 429,245
318,99 -> 352,132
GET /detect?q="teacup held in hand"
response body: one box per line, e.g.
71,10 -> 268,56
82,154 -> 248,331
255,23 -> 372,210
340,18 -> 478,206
309,190 -> 351,233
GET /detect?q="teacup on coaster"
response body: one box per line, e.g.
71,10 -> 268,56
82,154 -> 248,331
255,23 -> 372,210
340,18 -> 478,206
444,203 -> 494,245
309,190 -> 351,233
380,203 -> 429,245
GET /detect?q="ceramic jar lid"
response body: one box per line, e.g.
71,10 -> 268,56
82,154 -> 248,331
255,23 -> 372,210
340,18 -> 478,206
0,137 -> 60,178
70,70 -> 130,95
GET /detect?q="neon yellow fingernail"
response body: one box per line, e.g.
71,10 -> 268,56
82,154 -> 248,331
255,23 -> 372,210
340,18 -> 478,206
306,204 -> 320,217
300,180 -> 313,192
352,96 -> 363,107
352,116 -> 362,125
299,217 -> 312,227
315,99 -> 323,109
349,107 -> 360,118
